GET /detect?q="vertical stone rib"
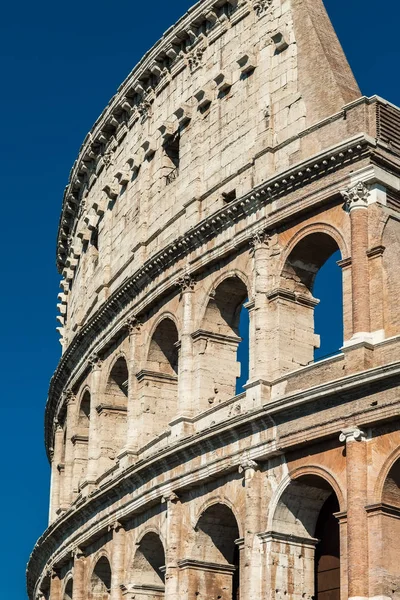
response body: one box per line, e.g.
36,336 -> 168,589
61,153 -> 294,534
341,428 -> 368,599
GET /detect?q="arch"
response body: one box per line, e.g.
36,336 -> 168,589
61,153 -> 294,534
146,318 -> 179,376
90,556 -> 112,600
137,317 -> 179,445
96,356 -> 129,473
280,222 -> 348,269
198,269 -> 251,328
375,446 -> 400,504
195,275 -> 250,405
277,229 -> 343,369
63,577 -> 73,600
193,495 -> 244,539
77,389 -> 91,427
270,473 -> 341,600
131,532 -> 166,591
192,502 -> 241,599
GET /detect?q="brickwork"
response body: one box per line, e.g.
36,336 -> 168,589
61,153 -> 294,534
28,1 -> 400,599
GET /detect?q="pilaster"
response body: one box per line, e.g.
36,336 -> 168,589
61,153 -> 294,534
163,492 -> 181,600
239,459 -> 262,599
49,424 -> 64,523
340,427 -> 369,600
85,354 -> 103,488
72,548 -> 86,600
61,390 -> 77,508
110,522 -> 126,600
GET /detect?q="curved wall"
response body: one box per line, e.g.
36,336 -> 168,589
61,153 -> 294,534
28,1 -> 400,600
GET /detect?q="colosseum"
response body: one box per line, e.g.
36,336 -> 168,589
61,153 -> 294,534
27,0 -> 400,599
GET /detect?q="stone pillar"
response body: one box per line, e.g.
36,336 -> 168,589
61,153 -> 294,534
340,427 -> 368,600
177,275 -> 196,418
110,522 -> 126,600
72,548 -> 86,600
124,317 -> 143,457
342,183 -> 371,337
86,354 -> 103,486
49,569 -> 62,600
49,423 -> 64,523
164,492 -> 181,600
239,459 -> 262,599
62,390 -> 77,508
250,230 -> 273,382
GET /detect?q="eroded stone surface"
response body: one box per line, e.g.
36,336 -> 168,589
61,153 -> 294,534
28,1 -> 400,599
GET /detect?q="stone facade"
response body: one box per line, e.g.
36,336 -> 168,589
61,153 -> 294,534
28,1 -> 400,599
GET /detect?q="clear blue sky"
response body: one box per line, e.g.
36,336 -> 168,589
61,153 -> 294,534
1,1 -> 399,597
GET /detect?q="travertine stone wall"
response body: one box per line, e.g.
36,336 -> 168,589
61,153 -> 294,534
28,1 -> 400,600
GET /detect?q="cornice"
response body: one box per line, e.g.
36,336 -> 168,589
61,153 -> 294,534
28,359 -> 400,599
46,133 -> 373,460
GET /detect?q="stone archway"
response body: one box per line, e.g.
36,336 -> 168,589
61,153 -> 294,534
63,578 -> 73,600
276,232 -> 343,371
136,318 -> 179,445
267,475 -> 341,600
180,503 -> 241,600
194,276 -> 249,408
129,532 -> 166,598
98,357 -> 129,472
90,556 -> 112,600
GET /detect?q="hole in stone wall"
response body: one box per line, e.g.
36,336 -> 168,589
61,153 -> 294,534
63,579 -> 73,600
236,300 -> 249,394
90,556 -> 112,599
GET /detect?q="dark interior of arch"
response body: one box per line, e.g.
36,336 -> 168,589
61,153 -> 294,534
131,532 -> 166,586
64,579 -> 73,600
284,233 -> 340,293
315,493 -> 340,600
107,357 -> 129,397
78,391 -> 91,427
148,319 -> 179,375
382,458 -> 400,507
197,503 -> 239,564
91,556 -> 112,595
205,277 -> 248,336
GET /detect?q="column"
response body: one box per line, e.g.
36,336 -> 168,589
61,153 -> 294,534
250,230 -> 272,382
342,182 -> 371,337
49,424 -> 64,523
49,569 -> 62,600
62,390 -> 77,508
72,548 -> 86,600
239,459 -> 262,599
340,427 -> 368,600
110,522 -> 126,600
85,354 -> 103,486
164,493 -> 181,600
124,317 -> 142,458
177,275 -> 196,418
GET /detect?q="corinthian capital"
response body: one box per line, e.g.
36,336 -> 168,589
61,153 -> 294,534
177,273 -> 196,292
88,353 -> 103,371
341,182 -> 370,212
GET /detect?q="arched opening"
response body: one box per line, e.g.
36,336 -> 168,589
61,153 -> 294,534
72,390 -> 90,492
147,319 -> 179,375
137,318 -> 179,445
98,358 -> 129,473
313,251 -> 343,361
194,276 -> 249,408
90,556 -> 112,600
374,457 -> 400,598
270,475 -> 341,600
130,532 -> 166,594
279,233 -> 343,371
63,579 -> 73,600
188,503 -> 240,599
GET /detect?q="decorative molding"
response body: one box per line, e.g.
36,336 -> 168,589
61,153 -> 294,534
88,354 -> 103,372
238,458 -> 259,474
177,274 -> 196,292
48,134 -> 371,456
341,181 -> 370,212
177,559 -> 237,574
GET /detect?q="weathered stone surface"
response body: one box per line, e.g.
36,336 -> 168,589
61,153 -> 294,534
28,1 -> 400,600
